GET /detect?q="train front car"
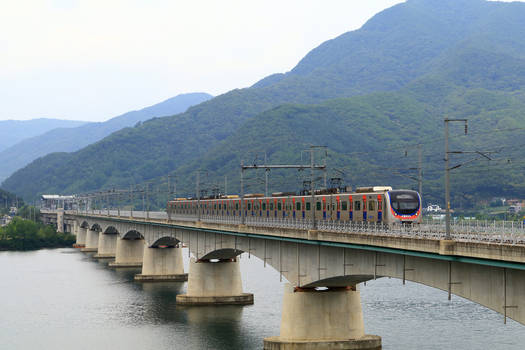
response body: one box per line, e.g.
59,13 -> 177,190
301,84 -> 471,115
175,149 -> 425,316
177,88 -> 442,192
385,190 -> 421,225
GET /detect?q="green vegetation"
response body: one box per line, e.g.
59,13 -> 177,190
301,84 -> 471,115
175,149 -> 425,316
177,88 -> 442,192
3,0 -> 525,209
0,217 -> 75,251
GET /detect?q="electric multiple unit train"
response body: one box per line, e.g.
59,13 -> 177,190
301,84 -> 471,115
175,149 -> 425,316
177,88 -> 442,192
167,186 -> 422,225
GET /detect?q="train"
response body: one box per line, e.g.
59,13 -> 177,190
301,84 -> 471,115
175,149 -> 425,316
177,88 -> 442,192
167,186 -> 422,225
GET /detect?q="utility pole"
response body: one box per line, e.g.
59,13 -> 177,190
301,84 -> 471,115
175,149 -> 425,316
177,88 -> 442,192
264,152 -> 269,197
418,143 -> 423,205
224,175 -> 227,195
311,148 -> 316,229
142,187 -> 145,214
196,172 -> 201,221
130,185 -> 134,218
444,118 -> 468,240
146,183 -> 150,220
117,190 -> 121,217
241,161 -> 245,225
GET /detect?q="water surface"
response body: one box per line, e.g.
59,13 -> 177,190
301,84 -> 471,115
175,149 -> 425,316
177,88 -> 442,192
0,249 -> 523,349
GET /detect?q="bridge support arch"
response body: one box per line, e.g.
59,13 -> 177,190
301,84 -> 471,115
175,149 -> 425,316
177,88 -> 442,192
109,231 -> 145,268
135,237 -> 188,282
176,257 -> 253,305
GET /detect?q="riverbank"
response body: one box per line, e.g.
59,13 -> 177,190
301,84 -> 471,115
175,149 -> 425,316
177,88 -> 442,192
0,217 -> 75,251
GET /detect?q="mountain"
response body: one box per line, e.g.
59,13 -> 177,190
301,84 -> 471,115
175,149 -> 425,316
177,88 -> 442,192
4,0 -> 525,207
0,119 -> 87,153
0,92 -> 212,182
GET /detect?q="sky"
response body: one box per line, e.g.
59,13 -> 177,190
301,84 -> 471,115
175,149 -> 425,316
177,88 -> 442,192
0,0 -> 409,122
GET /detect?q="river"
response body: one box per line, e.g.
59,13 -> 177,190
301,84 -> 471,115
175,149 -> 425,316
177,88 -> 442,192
0,248 -> 524,349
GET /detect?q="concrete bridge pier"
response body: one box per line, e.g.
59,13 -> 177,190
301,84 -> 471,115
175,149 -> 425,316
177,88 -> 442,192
264,284 -> 381,350
94,233 -> 117,259
74,227 -> 87,248
176,258 -> 253,305
81,229 -> 99,252
56,209 -> 64,233
108,236 -> 144,268
134,245 -> 188,282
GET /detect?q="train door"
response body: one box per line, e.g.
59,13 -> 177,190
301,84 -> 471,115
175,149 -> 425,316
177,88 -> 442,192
377,195 -> 383,222
340,195 -> 348,221
353,197 -> 362,222
265,199 -> 269,218
282,198 -> 287,218
362,195 -> 367,221
336,196 -> 341,220
292,198 -> 296,219
367,196 -> 377,222
330,195 -> 336,220
301,197 -> 306,219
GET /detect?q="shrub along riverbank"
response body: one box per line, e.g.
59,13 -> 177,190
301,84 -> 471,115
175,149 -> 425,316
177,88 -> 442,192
0,217 -> 75,250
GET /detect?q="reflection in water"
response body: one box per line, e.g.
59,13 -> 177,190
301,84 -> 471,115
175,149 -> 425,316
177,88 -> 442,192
1,249 -> 525,350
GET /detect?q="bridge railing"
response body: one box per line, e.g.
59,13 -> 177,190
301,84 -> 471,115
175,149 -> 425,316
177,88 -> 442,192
55,209 -> 525,245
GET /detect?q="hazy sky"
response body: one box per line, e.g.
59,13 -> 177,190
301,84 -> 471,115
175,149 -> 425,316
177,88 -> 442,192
0,0 -> 408,122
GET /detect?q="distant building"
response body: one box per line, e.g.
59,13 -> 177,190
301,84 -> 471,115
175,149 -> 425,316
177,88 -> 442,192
425,204 -> 443,213
9,207 -> 18,216
509,204 -> 522,215
0,215 -> 12,227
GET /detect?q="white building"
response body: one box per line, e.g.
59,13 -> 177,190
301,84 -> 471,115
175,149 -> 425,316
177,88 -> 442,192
425,204 -> 443,212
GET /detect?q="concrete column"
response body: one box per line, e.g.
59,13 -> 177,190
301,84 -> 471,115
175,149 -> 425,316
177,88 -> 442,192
264,284 -> 381,350
94,233 -> 117,259
56,209 -> 64,233
81,229 -> 99,252
176,258 -> 253,305
74,227 -> 87,248
108,237 -> 144,268
135,246 -> 188,282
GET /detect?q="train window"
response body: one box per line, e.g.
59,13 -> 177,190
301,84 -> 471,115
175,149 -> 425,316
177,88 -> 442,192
270,203 -> 274,210
235,203 -> 239,210
296,202 -> 301,210
262,203 -> 266,210
219,204 -> 221,210
306,202 -> 311,210
342,201 -> 347,211
354,201 -> 361,211
248,203 -> 252,210
214,204 -> 217,209
316,202 -> 321,211
278,202 -> 282,210
369,201 -> 375,211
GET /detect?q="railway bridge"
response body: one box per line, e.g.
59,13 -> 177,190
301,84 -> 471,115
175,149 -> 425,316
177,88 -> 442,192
42,209 -> 525,350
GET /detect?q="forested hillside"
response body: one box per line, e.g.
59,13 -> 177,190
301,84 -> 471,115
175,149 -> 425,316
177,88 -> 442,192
3,0 -> 525,208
